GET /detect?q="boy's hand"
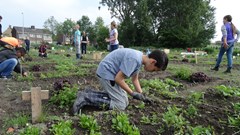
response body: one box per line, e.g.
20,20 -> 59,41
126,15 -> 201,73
131,92 -> 145,100
23,72 -> 28,77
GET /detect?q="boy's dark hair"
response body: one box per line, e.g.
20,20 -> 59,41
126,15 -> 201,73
0,16 -> 2,19
148,50 -> 168,71
15,47 -> 26,55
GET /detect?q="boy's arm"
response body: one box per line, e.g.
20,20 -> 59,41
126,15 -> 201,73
13,61 -> 26,75
131,73 -> 142,93
115,71 -> 134,95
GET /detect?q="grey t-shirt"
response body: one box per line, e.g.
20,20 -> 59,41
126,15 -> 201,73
97,48 -> 143,80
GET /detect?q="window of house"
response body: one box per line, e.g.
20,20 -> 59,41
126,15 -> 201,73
37,34 -> 42,38
30,34 -> 35,37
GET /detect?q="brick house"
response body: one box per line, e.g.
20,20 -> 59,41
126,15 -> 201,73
11,26 -> 52,43
2,25 -> 12,37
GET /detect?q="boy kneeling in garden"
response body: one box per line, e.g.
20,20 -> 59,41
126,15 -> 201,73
73,48 -> 168,113
0,37 -> 27,79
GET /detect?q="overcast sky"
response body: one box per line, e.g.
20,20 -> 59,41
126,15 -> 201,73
1,0 -> 239,42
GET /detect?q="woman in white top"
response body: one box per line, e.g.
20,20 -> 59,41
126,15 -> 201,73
105,21 -> 119,52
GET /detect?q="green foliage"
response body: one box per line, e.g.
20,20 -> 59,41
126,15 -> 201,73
50,86 -> 78,108
3,113 -> 29,128
203,47 -> 215,54
140,114 -> 159,125
164,78 -> 183,88
187,92 -> 204,105
140,78 -> 181,98
191,126 -> 213,135
50,120 -> 75,135
20,125 -> 40,135
135,101 -> 145,109
79,114 -> 101,135
158,0 -> 215,48
215,85 -> 240,97
175,67 -> 192,80
228,115 -> 240,129
162,105 -> 188,132
43,16 -> 59,40
112,112 -> 140,135
232,103 -> 240,113
185,104 -> 198,118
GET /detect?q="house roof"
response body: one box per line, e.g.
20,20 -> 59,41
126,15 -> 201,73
13,26 -> 51,34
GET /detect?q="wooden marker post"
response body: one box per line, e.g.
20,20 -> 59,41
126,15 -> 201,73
195,52 -> 198,64
22,87 -> 49,123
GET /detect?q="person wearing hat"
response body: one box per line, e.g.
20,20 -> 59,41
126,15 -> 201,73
0,37 -> 27,79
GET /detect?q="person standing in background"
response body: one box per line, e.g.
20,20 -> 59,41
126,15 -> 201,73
24,37 -> 30,52
0,16 -> 3,38
211,15 -> 240,73
74,24 -> 81,59
81,31 -> 89,56
105,21 -> 119,52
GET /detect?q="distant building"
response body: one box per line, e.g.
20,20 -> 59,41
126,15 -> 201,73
3,25 -> 12,37
11,25 -> 52,44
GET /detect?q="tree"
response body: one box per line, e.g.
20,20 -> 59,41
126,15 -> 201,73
94,17 -> 109,50
77,15 -> 92,32
56,19 -> 76,44
43,16 -> 59,40
156,0 -> 216,48
100,0 -> 216,48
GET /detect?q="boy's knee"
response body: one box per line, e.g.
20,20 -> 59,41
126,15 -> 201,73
9,58 -> 18,65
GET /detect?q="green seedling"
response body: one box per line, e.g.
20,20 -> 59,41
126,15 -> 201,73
232,102 -> 240,113
112,112 -> 140,135
50,86 -> 78,109
228,115 -> 240,129
50,120 -> 75,135
215,85 -> 240,97
79,114 -> 101,135
20,125 -> 40,135
174,67 -> 192,80
135,101 -> 145,109
187,92 -> 204,105
185,104 -> 198,118
162,105 -> 188,133
191,125 -> 213,135
140,114 -> 159,125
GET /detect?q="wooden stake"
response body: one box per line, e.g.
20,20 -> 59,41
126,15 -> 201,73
22,87 -> 49,123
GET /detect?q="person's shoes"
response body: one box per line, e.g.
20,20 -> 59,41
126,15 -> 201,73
223,68 -> 231,73
73,91 -> 87,114
0,75 -> 12,80
211,67 -> 219,71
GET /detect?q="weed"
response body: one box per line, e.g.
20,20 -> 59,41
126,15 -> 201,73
3,113 -> 29,129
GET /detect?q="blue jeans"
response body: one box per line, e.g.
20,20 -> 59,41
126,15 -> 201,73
215,42 -> 234,68
0,58 -> 18,77
110,44 -> 119,52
